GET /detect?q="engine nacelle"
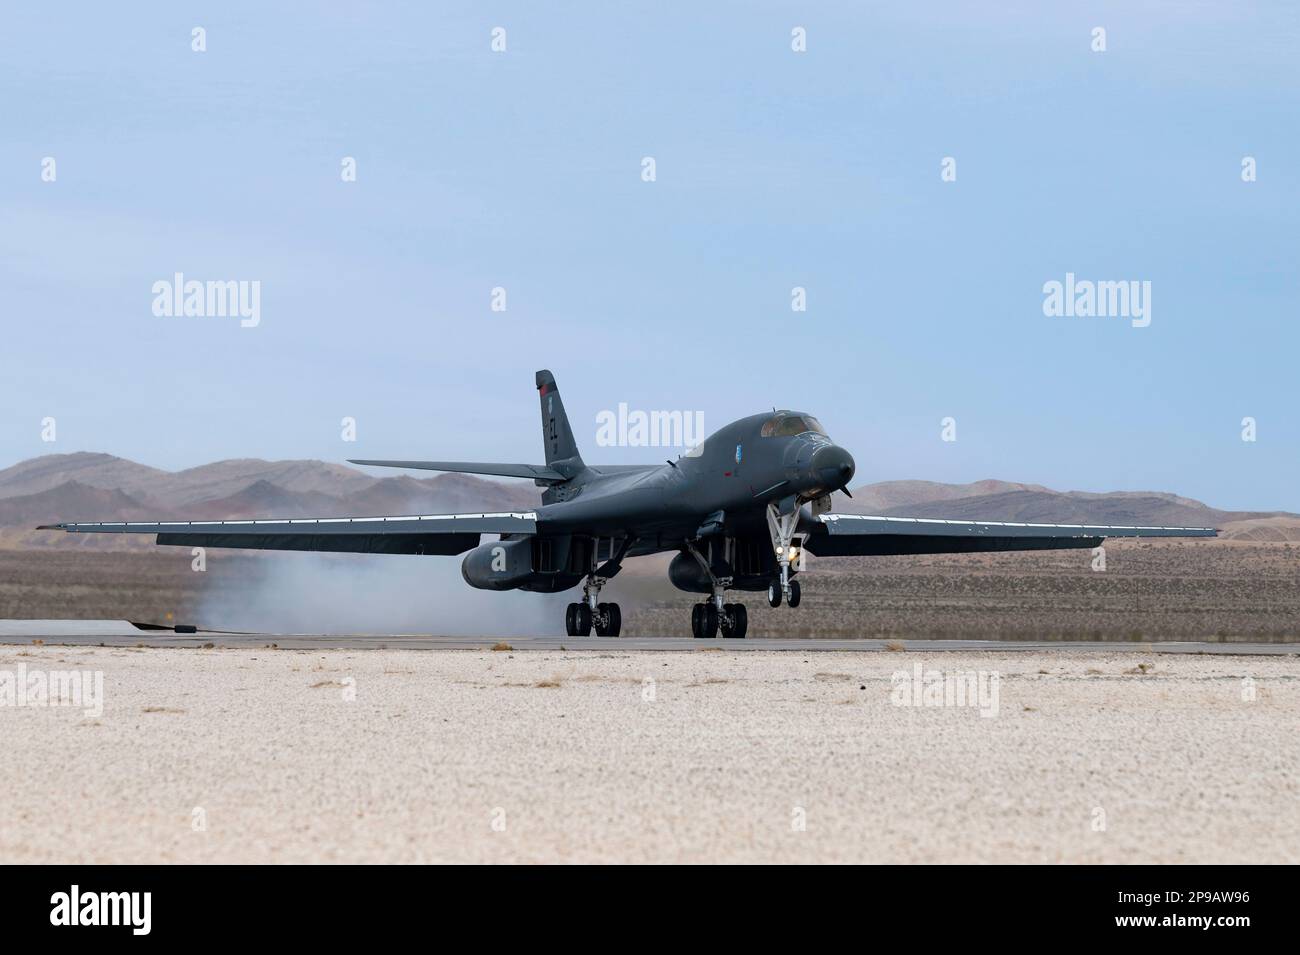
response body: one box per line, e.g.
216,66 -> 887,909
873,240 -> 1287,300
461,538 -> 537,591
668,551 -> 712,594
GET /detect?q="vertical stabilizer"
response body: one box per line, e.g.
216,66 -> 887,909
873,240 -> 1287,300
535,370 -> 584,476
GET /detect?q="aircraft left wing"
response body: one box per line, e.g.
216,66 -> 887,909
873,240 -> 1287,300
349,460 -> 566,482
805,513 -> 1217,557
37,511 -> 538,556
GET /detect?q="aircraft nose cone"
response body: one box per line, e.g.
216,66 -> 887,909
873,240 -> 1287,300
812,445 -> 855,490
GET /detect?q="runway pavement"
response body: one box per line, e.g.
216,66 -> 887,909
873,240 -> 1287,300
3,641 -> 1297,863
1,619 -> 1296,654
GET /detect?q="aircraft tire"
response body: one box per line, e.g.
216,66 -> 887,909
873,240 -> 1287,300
700,603 -> 719,639
728,605 -> 748,641
596,602 -> 622,637
723,603 -> 747,638
767,583 -> 782,608
788,580 -> 801,608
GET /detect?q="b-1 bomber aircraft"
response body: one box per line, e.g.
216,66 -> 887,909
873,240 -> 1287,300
40,370 -> 1217,638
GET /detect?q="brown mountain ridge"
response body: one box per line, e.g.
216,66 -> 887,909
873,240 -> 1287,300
2,452 -> 1296,549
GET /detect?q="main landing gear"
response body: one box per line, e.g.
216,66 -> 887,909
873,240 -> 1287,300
565,573 -> 621,637
564,602 -> 621,636
682,539 -> 749,639
690,601 -> 747,639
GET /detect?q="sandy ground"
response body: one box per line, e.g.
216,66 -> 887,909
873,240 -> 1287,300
2,645 -> 1297,864
6,539 -> 1300,641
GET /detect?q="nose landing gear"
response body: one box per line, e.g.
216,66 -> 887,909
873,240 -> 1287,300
766,502 -> 806,608
765,579 -> 799,608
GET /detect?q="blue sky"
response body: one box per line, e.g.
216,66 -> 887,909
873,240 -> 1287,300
2,2 -> 1297,510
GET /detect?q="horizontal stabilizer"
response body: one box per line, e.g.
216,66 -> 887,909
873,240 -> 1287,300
349,460 -> 566,482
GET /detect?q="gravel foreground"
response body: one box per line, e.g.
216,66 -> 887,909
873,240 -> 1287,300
2,645 -> 1297,864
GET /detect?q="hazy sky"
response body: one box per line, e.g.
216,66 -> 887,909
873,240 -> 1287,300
2,2 -> 1297,510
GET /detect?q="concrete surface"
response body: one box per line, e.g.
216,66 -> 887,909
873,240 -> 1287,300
2,619 -> 1297,654
1,644 -> 1296,863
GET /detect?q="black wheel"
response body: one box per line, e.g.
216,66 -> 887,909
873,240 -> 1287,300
767,583 -> 782,608
574,602 -> 593,636
700,603 -> 719,639
722,603 -> 749,638
728,604 -> 748,639
787,579 -> 801,608
564,602 -> 579,637
595,602 -> 621,637
691,602 -> 706,638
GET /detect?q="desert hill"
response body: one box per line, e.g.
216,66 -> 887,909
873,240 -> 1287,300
3,452 -> 1295,548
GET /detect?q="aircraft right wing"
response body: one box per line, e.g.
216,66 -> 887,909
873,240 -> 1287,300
37,511 -> 538,555
805,513 -> 1217,557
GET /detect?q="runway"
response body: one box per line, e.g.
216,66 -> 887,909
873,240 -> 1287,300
1,619 -> 1295,654
3,641 -> 1297,863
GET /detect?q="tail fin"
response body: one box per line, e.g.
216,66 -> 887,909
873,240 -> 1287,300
535,369 -> 584,474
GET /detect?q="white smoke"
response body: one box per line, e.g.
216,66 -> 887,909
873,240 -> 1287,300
197,551 -> 568,637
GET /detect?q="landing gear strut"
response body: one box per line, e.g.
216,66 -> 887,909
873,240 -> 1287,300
765,502 -> 805,608
565,573 -> 621,637
684,539 -> 747,638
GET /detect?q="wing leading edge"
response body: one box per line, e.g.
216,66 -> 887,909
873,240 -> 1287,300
806,513 -> 1217,557
348,460 -> 566,482
38,512 -> 537,556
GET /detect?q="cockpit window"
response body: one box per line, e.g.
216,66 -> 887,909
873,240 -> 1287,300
760,414 -> 826,438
